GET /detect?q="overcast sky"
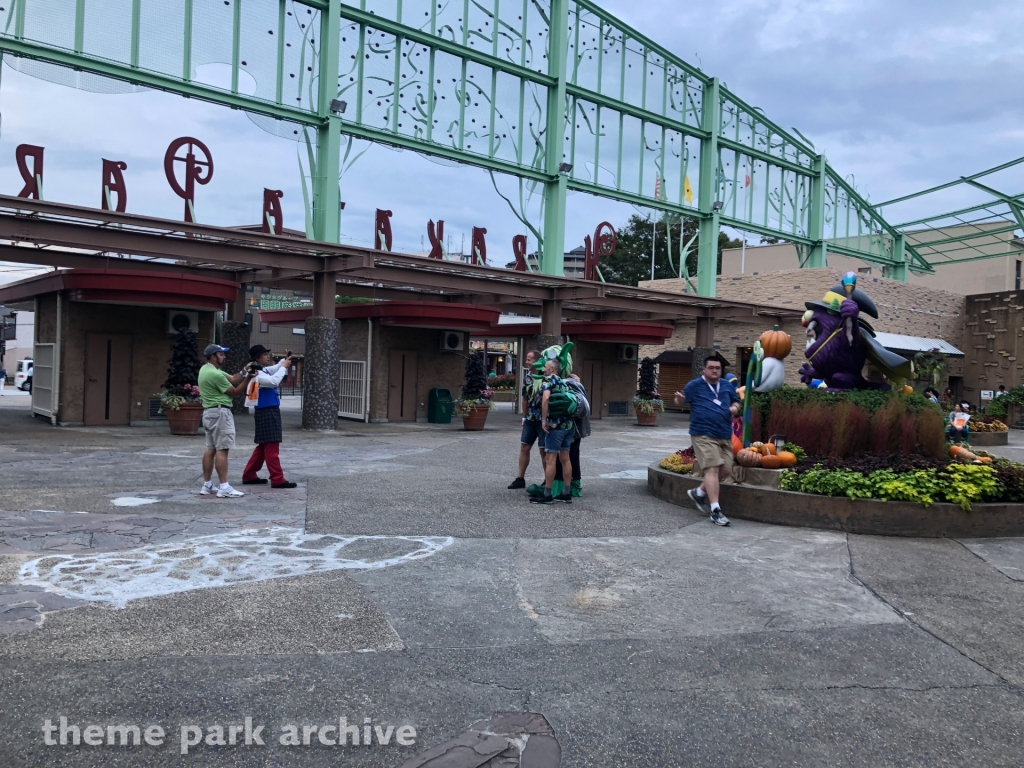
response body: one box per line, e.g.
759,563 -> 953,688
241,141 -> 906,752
0,0 -> 1021,285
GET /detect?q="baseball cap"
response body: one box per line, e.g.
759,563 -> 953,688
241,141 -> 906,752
249,344 -> 270,361
203,343 -> 229,358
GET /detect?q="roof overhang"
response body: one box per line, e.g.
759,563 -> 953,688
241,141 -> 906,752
261,301 -> 500,332
487,320 -> 674,345
0,269 -> 240,311
871,332 -> 964,358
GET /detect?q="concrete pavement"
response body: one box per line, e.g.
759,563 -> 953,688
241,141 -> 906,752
1,400 -> 1024,765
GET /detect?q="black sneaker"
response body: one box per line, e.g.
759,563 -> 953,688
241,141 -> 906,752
272,481 -> 298,489
710,508 -> 730,526
508,477 -> 526,489
243,478 -> 269,485
687,487 -> 709,513
529,494 -> 555,504
554,493 -> 572,504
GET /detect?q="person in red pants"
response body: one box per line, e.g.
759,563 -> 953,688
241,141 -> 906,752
242,345 -> 297,489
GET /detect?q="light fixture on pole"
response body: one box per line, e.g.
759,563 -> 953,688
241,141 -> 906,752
711,200 -> 724,212
558,162 -> 573,174
330,99 -> 348,114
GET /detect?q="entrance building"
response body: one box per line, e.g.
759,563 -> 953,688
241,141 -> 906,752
0,269 -> 239,425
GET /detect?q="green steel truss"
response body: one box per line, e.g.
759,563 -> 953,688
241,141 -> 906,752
878,156 -> 1024,269
0,0 -> 931,294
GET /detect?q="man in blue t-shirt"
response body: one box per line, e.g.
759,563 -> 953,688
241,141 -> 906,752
674,355 -> 740,526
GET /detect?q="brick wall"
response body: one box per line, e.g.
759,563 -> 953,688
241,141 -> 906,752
962,290 -> 1024,403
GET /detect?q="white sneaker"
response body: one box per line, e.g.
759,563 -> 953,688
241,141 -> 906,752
200,485 -> 214,496
216,485 -> 245,498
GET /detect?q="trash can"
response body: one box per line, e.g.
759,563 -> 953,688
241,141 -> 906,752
428,387 -> 453,424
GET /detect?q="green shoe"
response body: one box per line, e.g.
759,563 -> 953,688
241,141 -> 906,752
526,483 -> 545,497
551,480 -> 564,498
570,480 -> 582,498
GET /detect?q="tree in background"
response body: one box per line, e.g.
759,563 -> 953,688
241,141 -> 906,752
600,213 -> 742,287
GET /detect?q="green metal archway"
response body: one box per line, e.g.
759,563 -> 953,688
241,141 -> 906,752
0,0 -> 932,295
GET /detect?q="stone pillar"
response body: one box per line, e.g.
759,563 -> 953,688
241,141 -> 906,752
301,315 -> 340,431
220,320 -> 252,415
540,299 -> 562,337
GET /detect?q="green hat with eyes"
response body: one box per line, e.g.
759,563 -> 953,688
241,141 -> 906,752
532,341 -> 574,377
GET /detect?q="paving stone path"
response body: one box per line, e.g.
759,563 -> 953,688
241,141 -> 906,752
2,401 -> 1024,766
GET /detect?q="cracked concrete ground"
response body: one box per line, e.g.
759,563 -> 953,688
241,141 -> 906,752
2,398 -> 1024,766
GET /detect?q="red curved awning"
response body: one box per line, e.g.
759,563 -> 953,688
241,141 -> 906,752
489,320 -> 673,345
0,269 -> 239,311
261,301 -> 500,331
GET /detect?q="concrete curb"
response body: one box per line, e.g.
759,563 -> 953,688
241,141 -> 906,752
648,463 -> 1024,538
970,431 -> 1009,446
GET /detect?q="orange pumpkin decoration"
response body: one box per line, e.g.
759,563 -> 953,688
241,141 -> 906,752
750,441 -> 765,453
731,434 -> 743,455
950,445 -> 965,459
736,449 -> 762,467
900,385 -> 914,395
978,456 -> 993,464
761,443 -> 777,456
776,450 -> 798,468
760,454 -> 781,470
759,325 -> 792,360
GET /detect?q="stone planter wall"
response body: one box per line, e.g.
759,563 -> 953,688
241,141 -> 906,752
970,431 -> 1009,446
649,463 -> 1024,538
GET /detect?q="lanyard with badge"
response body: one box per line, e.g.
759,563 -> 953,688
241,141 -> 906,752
706,378 -> 725,408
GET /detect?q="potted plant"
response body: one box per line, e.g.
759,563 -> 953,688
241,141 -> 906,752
633,356 -> 664,426
159,327 -> 204,435
454,352 -> 495,430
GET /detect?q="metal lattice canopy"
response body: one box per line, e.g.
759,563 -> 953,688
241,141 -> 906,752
877,157 -> 1024,269
0,0 -> 934,295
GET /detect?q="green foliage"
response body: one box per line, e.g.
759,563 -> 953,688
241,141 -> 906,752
912,349 -> 949,387
782,443 -> 806,462
939,464 -> 1000,511
984,386 -> 1024,419
600,214 -> 741,286
780,461 -> 1001,511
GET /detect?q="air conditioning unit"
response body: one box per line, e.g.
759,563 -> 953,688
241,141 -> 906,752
617,344 -> 638,363
167,310 -> 200,335
441,330 -> 465,351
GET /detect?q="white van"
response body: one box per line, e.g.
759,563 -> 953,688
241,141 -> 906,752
14,358 -> 32,391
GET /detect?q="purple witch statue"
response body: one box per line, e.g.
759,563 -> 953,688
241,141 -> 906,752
799,272 -> 912,391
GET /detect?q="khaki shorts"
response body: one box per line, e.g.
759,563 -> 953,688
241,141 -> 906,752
203,406 -> 236,451
691,434 -> 734,476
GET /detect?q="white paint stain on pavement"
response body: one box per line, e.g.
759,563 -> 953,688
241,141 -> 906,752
598,470 -> 649,480
19,527 -> 453,608
111,497 -> 161,507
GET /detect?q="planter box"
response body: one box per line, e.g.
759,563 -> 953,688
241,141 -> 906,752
491,391 -> 515,402
970,431 -> 1008,446
649,463 -> 1024,538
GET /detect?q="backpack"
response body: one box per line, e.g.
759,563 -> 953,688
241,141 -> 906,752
547,390 -> 579,417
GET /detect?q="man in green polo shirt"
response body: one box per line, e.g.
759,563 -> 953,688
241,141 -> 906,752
199,343 -> 256,498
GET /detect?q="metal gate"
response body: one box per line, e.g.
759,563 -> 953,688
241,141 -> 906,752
31,342 -> 54,419
338,360 -> 366,420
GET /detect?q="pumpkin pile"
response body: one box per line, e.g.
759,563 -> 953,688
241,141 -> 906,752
734,441 -> 799,470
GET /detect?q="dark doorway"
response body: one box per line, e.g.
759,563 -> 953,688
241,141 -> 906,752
583,360 -> 603,419
387,349 -> 418,422
84,333 -> 132,426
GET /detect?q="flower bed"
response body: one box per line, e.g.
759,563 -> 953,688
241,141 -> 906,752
659,447 -> 695,474
776,450 -> 1021,511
